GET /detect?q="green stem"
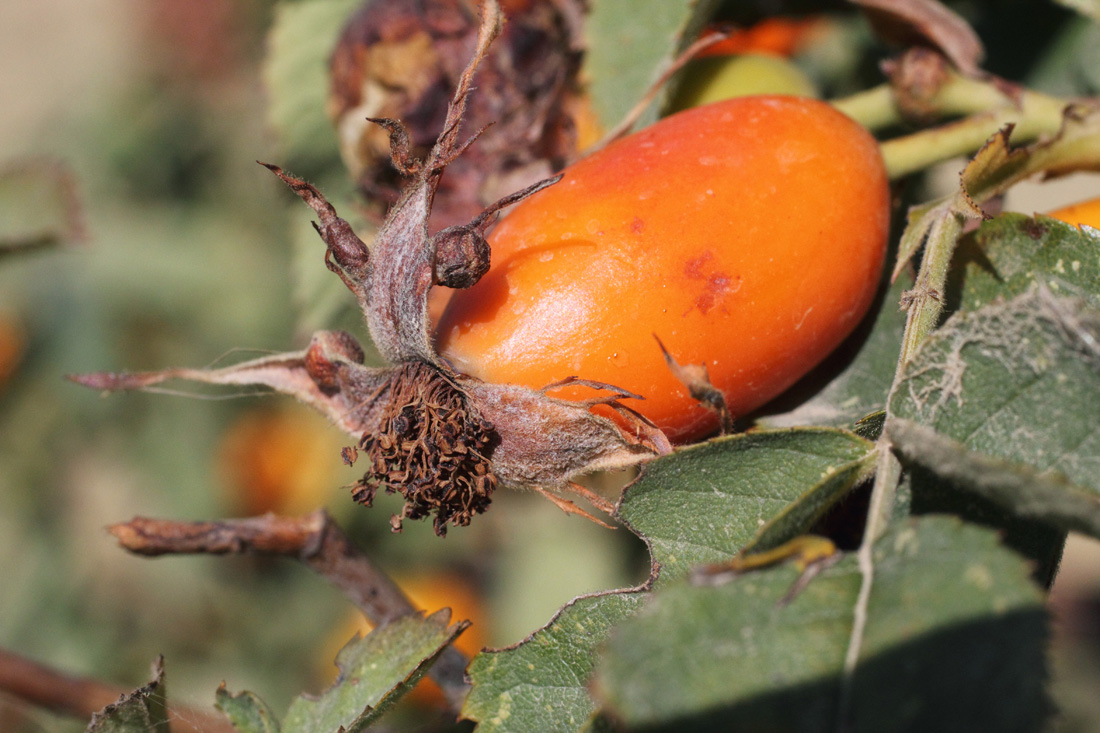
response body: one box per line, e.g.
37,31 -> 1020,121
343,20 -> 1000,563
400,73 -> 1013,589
833,73 -> 1070,181
899,210 -> 965,364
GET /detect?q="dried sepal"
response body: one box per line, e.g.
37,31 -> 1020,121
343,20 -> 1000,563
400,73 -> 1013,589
655,335 -> 734,435
75,0 -> 670,536
71,331 -> 391,437
852,0 -> 984,76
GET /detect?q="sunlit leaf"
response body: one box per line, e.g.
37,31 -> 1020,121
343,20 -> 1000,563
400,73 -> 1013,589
950,213 -> 1100,311
281,611 -> 466,733
583,0 -> 719,129
594,517 -> 1046,731
619,429 -> 876,582
890,287 -> 1100,540
463,591 -> 645,733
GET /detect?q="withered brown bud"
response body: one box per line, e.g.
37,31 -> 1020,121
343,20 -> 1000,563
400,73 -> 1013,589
882,47 -> 953,125
328,0 -> 586,231
432,225 -> 490,289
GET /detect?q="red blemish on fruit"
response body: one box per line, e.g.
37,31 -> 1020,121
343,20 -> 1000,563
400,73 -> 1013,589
630,217 -> 645,234
683,251 -> 736,315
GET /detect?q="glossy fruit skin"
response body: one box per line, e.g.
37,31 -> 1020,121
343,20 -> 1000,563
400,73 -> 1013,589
435,95 -> 890,443
1047,198 -> 1100,228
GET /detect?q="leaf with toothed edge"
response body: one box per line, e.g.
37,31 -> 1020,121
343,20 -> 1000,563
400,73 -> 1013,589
278,611 -> 467,733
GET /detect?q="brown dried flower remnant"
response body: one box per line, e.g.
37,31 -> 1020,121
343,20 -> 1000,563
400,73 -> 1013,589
72,1 -> 669,536
329,0 -> 587,231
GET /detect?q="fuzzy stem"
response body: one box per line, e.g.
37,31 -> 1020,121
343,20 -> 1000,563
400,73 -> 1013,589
899,210 -> 965,364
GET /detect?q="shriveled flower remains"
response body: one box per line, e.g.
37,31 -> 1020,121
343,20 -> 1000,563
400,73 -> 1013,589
73,1 -> 669,535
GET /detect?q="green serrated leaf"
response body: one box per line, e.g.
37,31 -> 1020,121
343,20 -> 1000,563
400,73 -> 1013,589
215,686 -> 281,733
583,0 -> 719,130
889,287 -> 1100,551
594,517 -> 1046,731
282,610 -> 466,733
892,286 -> 1100,496
618,429 -> 876,583
86,657 -> 169,733
463,591 -> 645,733
951,212 -> 1100,311
263,0 -> 359,167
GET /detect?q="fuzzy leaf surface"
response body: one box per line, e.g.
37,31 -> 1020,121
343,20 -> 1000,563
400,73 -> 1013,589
951,213 -> 1100,311
890,287 -> 1100,536
282,611 -> 465,733
594,517 -> 1046,731
86,658 -> 169,733
463,591 -> 645,733
619,429 -> 876,583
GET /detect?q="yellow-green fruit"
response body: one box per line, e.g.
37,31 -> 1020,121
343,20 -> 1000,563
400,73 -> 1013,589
666,53 -> 817,113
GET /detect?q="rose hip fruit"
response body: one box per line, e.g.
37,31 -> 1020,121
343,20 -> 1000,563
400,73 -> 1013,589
435,95 -> 891,443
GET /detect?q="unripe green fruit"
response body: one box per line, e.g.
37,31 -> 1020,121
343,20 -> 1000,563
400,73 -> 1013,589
666,54 -> 817,113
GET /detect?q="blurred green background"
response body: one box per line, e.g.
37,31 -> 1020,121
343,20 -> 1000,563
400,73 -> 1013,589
1,0 -> 1099,730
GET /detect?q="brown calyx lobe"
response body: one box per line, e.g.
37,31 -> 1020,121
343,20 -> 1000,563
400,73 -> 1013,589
351,360 -> 496,536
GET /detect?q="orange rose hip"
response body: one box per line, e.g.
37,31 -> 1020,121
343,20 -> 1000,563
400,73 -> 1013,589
435,95 -> 890,443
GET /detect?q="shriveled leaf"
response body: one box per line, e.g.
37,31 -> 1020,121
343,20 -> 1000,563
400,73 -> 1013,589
959,127 -> 1034,216
594,517 -> 1046,731
86,657 -> 169,733
282,610 -> 466,733
215,687 -> 281,733
583,0 -> 719,130
852,0 -> 984,76
264,0 -> 359,165
619,429 -> 876,583
951,213 -> 1100,311
896,109 -> 1100,282
761,275 -> 909,430
890,287 -> 1100,538
0,159 -> 84,256
962,108 -> 1100,204
462,591 -> 645,733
